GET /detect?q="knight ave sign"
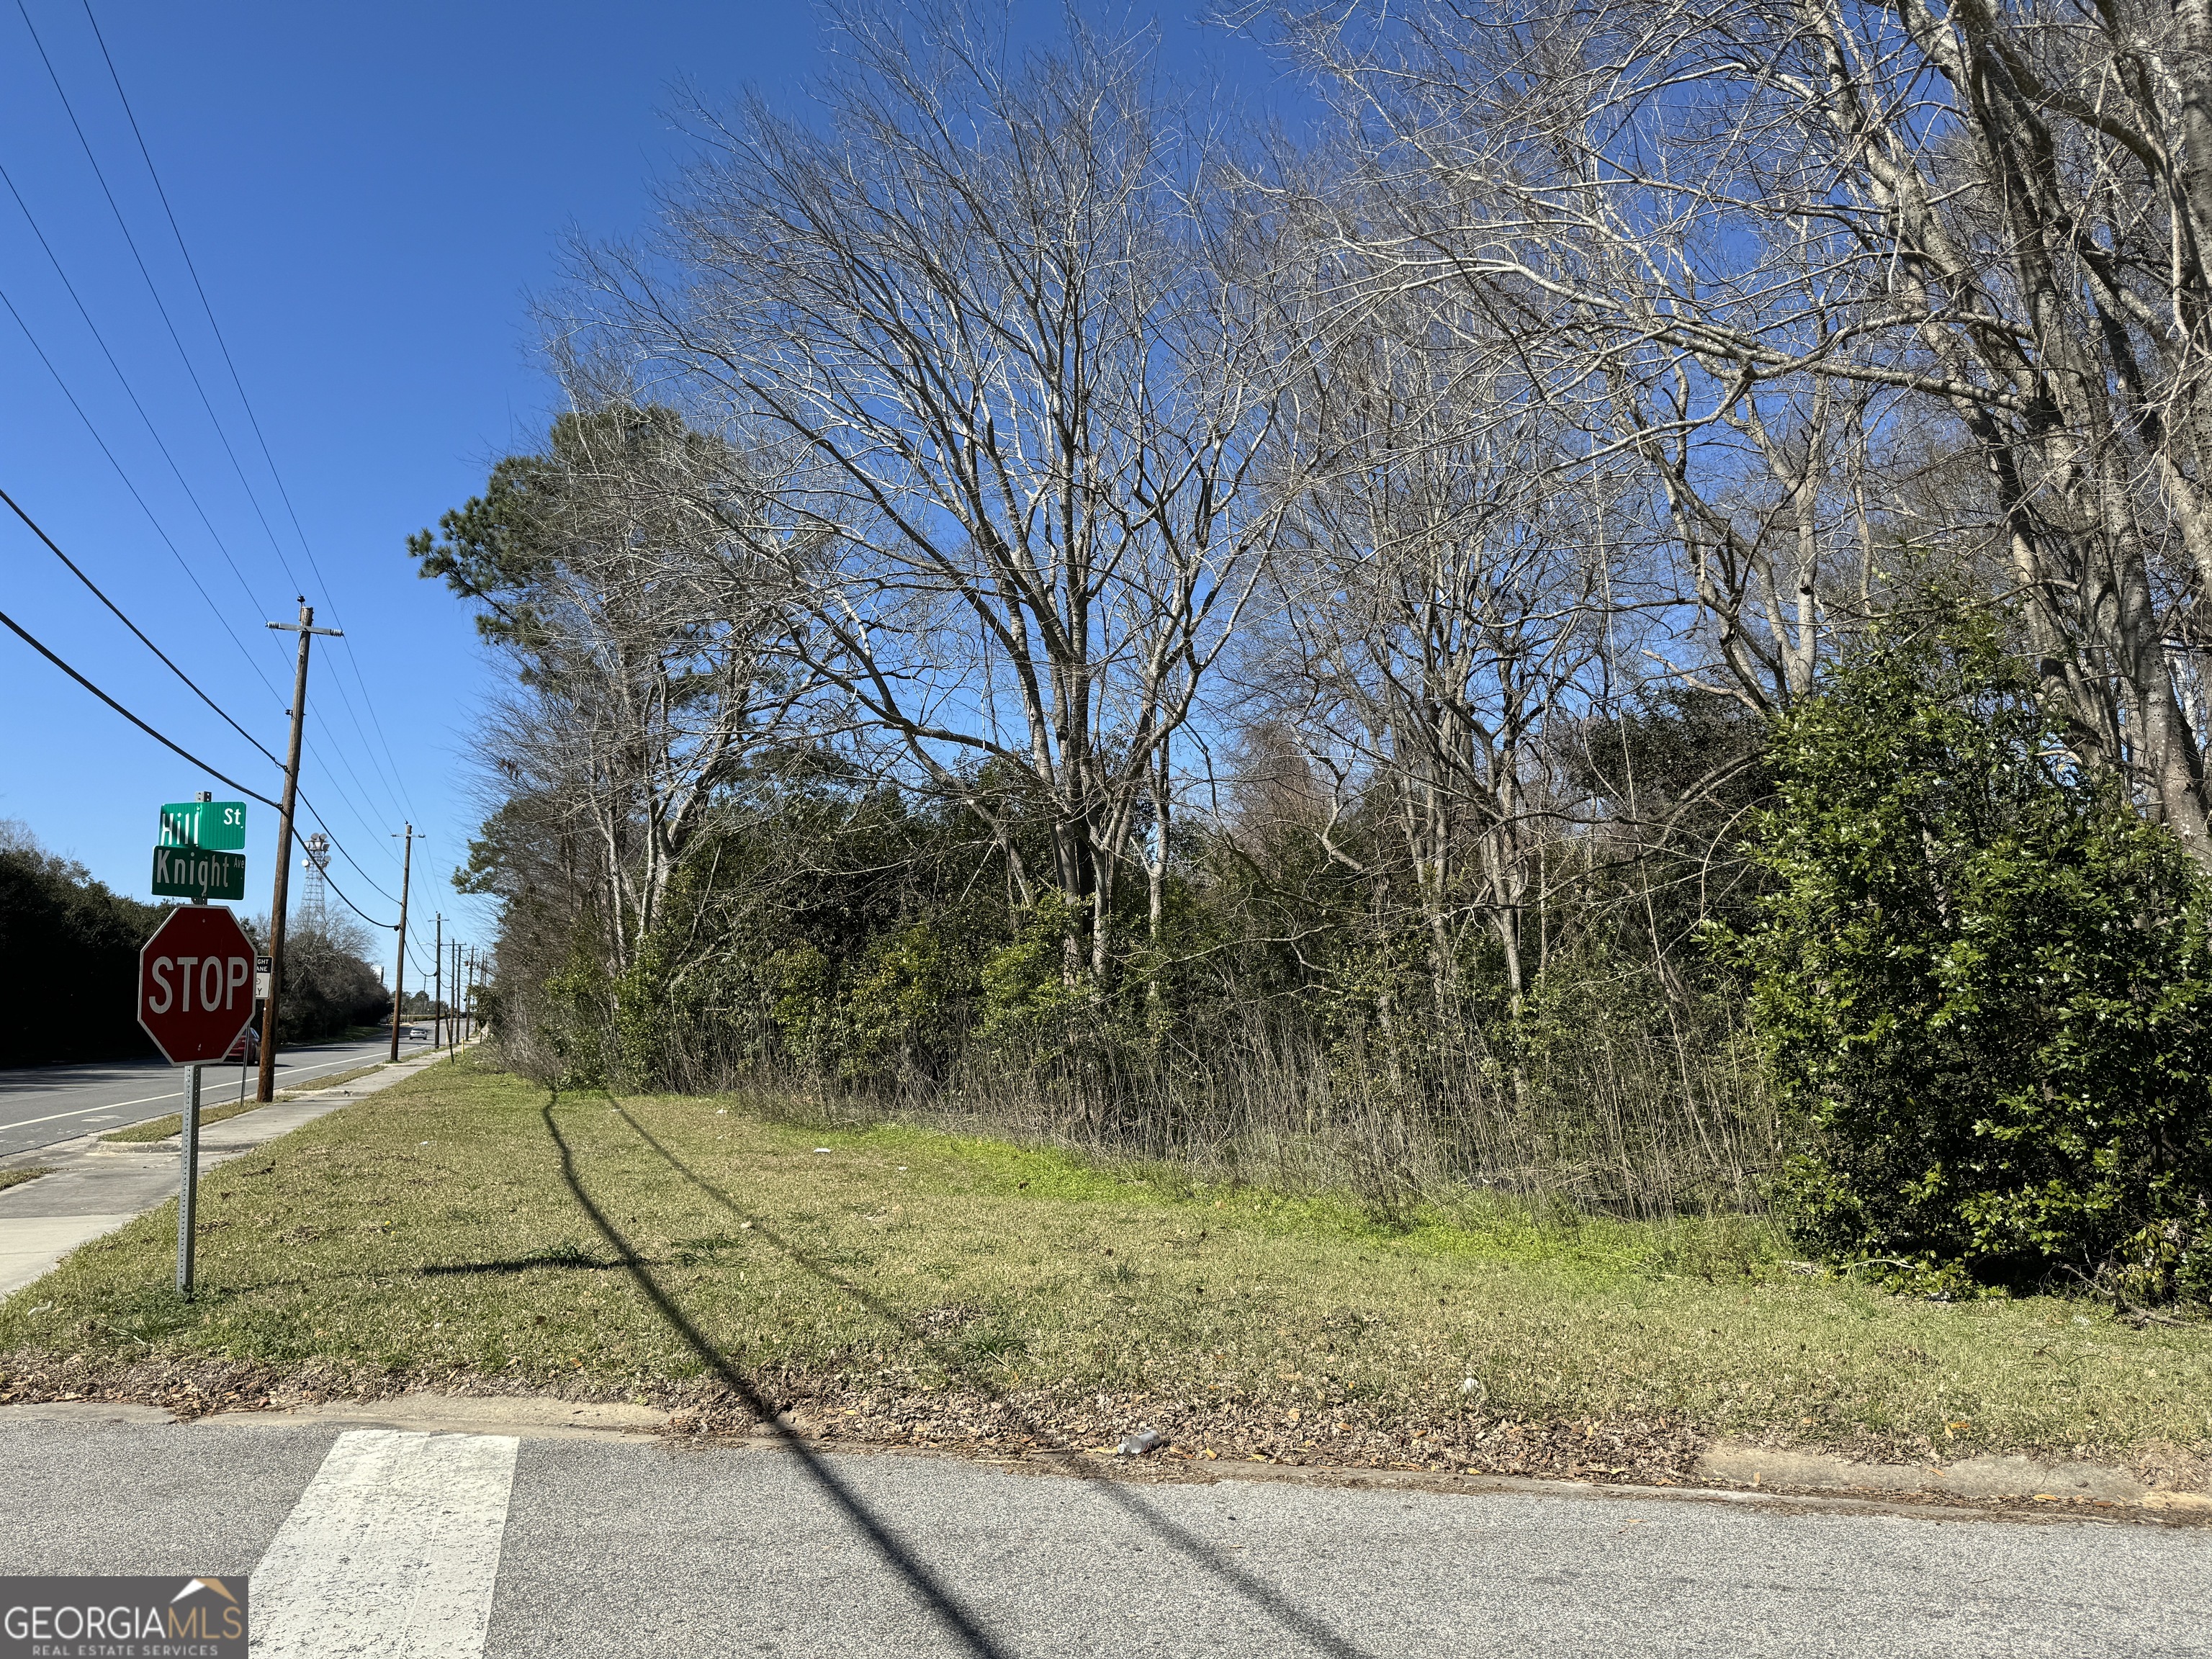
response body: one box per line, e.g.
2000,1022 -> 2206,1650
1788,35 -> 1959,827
137,905 -> 257,1066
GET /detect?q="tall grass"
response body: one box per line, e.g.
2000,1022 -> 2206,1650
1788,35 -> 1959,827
495,968 -> 1780,1223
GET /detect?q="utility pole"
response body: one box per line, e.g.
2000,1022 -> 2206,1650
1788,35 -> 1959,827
451,939 -> 462,1056
257,601 -> 341,1104
433,912 -> 444,1048
388,824 -> 416,1062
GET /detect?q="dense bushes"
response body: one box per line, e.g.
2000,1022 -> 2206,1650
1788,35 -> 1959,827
0,824 -> 163,1066
465,622 -> 2212,1304
267,922 -> 392,1044
1727,621 -> 2212,1301
474,742 -> 1780,1221
0,822 -> 392,1064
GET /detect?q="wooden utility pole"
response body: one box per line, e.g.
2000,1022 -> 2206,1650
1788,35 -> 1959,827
257,601 -> 341,1104
432,913 -> 443,1048
388,824 -> 416,1062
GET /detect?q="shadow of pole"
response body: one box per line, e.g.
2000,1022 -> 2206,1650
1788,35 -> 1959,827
608,1100 -> 1384,1659
540,1097 -> 1012,1659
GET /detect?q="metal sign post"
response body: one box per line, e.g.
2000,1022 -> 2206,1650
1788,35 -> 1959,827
177,1064 -> 201,1298
142,794 -> 253,1302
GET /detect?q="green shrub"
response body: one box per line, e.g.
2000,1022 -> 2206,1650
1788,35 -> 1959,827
1725,616 -> 2212,1300
0,827 -> 164,1066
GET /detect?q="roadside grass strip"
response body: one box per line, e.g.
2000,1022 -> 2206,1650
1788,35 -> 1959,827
273,1062 -> 393,1102
2,1061 -> 2208,1479
0,1167 -> 53,1194
100,1097 -> 274,1145
101,1064 -> 394,1143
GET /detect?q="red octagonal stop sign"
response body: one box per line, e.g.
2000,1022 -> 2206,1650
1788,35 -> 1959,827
138,904 -> 258,1066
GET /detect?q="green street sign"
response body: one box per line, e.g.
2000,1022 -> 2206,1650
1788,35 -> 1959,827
152,844 -> 248,902
160,800 -> 247,850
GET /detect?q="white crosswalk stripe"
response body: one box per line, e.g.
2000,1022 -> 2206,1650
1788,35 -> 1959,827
250,1429 -> 518,1657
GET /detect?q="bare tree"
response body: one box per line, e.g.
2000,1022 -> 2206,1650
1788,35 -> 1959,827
1251,296 -> 1644,1013
1266,0 -> 2212,855
568,4 -> 1295,985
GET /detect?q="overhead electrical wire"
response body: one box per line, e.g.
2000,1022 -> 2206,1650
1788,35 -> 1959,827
316,862 -> 396,933
0,478 -> 282,767
3,6 -> 449,938
304,706 -> 410,848
0,274 -> 285,708
0,603 -> 397,930
0,289 -> 404,885
14,0 -> 306,595
17,3 -> 417,839
0,162 -> 288,665
0,160 -> 408,865
76,0 -> 420,825
297,801 -> 404,904
0,601 -> 276,808
1,479 -> 400,906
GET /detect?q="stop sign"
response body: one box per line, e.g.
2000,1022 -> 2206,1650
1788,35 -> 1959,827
138,904 -> 258,1065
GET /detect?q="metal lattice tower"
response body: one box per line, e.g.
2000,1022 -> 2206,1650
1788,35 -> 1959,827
302,832 -> 331,932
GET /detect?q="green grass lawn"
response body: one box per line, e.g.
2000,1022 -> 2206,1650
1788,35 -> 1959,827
100,1098 -> 271,1145
99,1064 -> 394,1144
0,1167 -> 51,1195
4,1061 -> 2208,1480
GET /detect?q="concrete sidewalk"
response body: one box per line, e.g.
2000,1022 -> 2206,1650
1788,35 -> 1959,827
0,1045 -> 474,1302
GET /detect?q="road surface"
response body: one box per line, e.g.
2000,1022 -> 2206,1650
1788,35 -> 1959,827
0,1035 -> 408,1159
0,1404 -> 2206,1657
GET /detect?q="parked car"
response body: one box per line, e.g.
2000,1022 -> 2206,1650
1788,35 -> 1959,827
222,1025 -> 261,1064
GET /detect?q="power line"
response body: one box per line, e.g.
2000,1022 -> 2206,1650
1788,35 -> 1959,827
0,479 -> 284,770
14,6 -> 417,838
318,860 -> 396,932
1,278 -> 411,871
0,594 -> 397,932
291,780 -> 403,904
303,709 -> 409,863
76,0 -> 421,826
1,475 -> 399,903
0,601 -> 276,808
14,0 -> 306,597
0,274 -> 286,709
7,6 -> 429,932
0,160 -> 284,660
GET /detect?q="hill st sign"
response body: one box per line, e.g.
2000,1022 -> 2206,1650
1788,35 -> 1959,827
137,904 -> 258,1066
152,798 -> 248,902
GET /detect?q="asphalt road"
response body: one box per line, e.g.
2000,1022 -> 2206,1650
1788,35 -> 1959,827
1,1406 -> 2207,1657
0,1035 -> 410,1158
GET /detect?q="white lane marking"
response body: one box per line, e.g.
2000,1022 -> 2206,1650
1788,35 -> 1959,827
251,1430 -> 519,1658
0,1053 -> 383,1133
1,1090 -> 191,1130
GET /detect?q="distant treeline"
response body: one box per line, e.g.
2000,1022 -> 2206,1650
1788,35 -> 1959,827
0,823 -> 392,1066
0,825 -> 163,1067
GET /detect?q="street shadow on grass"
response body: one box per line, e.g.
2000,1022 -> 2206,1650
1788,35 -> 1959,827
600,1097 -> 1384,1659
420,1242 -> 616,1276
540,1097 -> 1012,1659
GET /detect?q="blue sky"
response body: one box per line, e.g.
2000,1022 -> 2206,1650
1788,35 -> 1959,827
0,1 -> 1286,978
